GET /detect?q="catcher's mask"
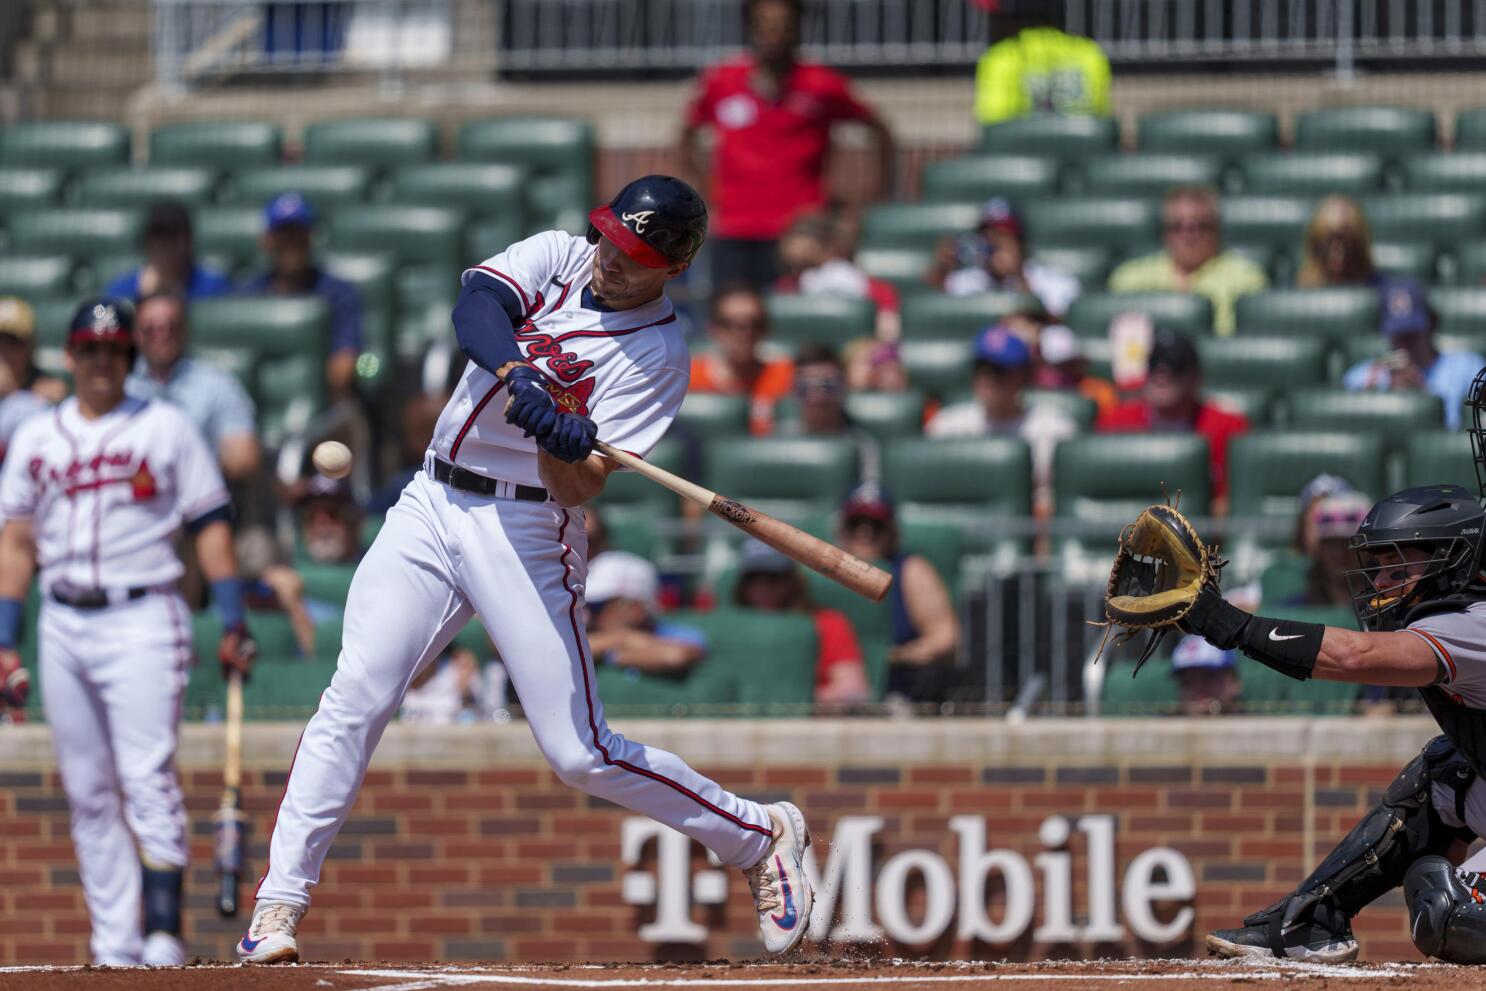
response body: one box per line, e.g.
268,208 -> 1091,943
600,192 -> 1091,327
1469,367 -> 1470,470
1467,365 -> 1486,499
1344,484 -> 1486,632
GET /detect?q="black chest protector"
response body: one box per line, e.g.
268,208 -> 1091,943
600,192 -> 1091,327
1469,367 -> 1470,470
1410,595 -> 1486,777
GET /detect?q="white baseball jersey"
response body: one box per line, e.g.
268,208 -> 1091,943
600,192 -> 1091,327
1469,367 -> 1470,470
0,396 -> 229,590
430,230 -> 691,486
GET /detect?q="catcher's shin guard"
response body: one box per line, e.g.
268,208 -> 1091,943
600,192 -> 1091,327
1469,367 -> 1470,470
1237,737 -> 1474,956
1405,856 -> 1486,963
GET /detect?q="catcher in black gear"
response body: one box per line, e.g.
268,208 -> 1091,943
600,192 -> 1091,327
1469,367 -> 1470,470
1100,476 -> 1486,963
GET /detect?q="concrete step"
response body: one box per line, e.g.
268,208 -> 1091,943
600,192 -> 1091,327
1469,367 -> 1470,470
63,3 -> 153,43
19,84 -> 134,121
44,43 -> 153,88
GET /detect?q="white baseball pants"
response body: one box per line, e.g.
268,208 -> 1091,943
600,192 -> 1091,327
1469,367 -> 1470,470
255,471 -> 773,909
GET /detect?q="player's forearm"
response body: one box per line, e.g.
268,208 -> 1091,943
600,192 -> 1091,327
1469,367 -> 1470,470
219,434 -> 262,483
1312,627 -> 1441,686
538,450 -> 615,507
870,118 -> 897,200
325,350 -> 358,402
0,522 -> 36,602
195,520 -> 240,583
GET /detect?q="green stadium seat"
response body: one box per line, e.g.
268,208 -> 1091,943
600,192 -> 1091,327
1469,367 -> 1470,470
321,250 -> 396,389
1136,109 -> 1278,158
765,294 -> 874,349
464,218 -> 528,270
1205,387 -> 1274,425
1341,331 -> 1486,372
1196,335 -> 1328,391
1453,239 -> 1486,284
1077,153 -> 1224,197
842,391 -> 926,442
594,643 -> 736,713
26,296 -> 80,351
1371,239 -> 1438,281
1066,291 -> 1213,337
297,561 -> 358,607
3,208 -> 142,258
1228,431 -> 1387,519
1403,431 -> 1477,491
395,265 -> 460,314
882,437 -> 1031,560
704,437 -> 858,522
1236,152 -> 1385,196
220,164 -> 373,209
72,166 -> 220,208
386,163 -> 525,221
901,338 -> 973,399
918,153 -> 1062,204
1032,246 -> 1112,285
1022,196 -> 1161,252
149,120 -> 283,168
244,660 -> 337,717
193,206 -> 264,268
0,167 -> 64,211
1053,435 -> 1211,558
1025,389 -> 1097,430
676,391 -> 749,439
1399,152 -> 1486,193
856,247 -> 934,295
860,201 -> 982,251
1221,194 -> 1316,260
303,117 -> 437,168
1457,108 -> 1486,150
1294,107 -> 1438,156
980,115 -> 1119,159
456,117 -> 595,232
327,206 -> 464,269
901,291 -> 1041,341
0,254 -> 75,296
1360,192 -> 1486,245
599,435 -> 688,519
0,121 -> 129,170
1429,287 -> 1486,335
1286,389 -> 1443,450
1234,288 -> 1378,343
189,296 -> 330,436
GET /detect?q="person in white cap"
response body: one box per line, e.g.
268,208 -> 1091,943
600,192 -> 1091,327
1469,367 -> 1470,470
586,551 -> 708,675
1171,635 -> 1241,716
1032,323 -> 1117,415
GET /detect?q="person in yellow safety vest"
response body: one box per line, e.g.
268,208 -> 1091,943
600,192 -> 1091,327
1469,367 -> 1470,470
974,15 -> 1112,125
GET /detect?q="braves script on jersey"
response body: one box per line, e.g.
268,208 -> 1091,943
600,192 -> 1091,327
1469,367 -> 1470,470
432,230 -> 690,485
252,229 -> 778,937
0,395 -> 227,966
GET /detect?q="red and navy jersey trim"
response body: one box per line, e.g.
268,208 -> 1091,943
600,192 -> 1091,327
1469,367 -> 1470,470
448,380 -> 506,463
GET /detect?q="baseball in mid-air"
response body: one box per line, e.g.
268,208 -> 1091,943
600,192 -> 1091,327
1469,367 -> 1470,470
312,441 -> 353,480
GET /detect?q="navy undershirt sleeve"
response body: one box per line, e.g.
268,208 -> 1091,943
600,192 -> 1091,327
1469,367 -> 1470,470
453,272 -> 527,374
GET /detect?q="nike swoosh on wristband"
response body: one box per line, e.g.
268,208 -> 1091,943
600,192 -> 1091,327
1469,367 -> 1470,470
1269,630 -> 1304,642
769,856 -> 798,930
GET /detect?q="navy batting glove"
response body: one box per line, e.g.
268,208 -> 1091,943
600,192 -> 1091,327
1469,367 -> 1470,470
504,366 -> 559,439
538,412 -> 599,463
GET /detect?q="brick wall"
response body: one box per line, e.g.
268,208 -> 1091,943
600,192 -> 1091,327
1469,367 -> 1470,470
0,718 -> 1445,964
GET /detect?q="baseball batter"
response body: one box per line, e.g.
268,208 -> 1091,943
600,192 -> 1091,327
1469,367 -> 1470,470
238,175 -> 814,964
0,298 -> 257,967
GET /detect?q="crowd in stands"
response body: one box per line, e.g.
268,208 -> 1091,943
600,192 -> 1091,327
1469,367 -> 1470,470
4,0 -> 1486,720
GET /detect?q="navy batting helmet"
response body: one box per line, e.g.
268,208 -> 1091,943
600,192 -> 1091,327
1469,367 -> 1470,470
587,174 -> 707,269
67,297 -> 135,352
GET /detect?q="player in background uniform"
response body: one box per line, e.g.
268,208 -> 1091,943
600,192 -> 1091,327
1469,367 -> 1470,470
1168,481 -> 1486,963
0,299 -> 257,966
238,176 -> 814,964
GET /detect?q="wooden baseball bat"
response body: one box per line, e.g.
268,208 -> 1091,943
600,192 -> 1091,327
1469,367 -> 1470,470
595,440 -> 893,603
213,670 -> 247,917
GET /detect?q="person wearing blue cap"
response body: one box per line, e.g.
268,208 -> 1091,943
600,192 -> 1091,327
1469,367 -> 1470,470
243,192 -> 364,401
927,322 -> 1076,513
1341,280 -> 1485,431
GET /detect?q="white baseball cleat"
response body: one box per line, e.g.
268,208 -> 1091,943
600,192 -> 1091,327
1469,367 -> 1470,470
743,801 -> 814,955
236,901 -> 304,964
142,931 -> 184,966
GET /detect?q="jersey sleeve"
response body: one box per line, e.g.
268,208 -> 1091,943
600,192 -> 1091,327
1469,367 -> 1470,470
824,68 -> 874,123
0,422 -> 41,521
170,411 -> 231,524
1405,608 -> 1486,700
588,365 -> 690,463
461,230 -> 568,319
213,371 -> 258,442
685,68 -> 720,127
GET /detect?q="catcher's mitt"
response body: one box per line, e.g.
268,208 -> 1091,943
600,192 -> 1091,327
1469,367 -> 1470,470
1095,501 -> 1223,674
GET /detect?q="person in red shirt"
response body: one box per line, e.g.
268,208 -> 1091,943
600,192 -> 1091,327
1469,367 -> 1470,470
1096,328 -> 1249,511
689,283 -> 795,435
680,0 -> 896,289
733,538 -> 870,705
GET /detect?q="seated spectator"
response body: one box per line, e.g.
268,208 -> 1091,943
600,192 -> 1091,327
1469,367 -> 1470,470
1341,281 -> 1484,430
934,197 -> 1080,318
1033,323 -> 1118,415
105,200 -> 233,301
402,646 -> 505,724
369,389 -> 444,513
733,538 -> 870,705
689,283 -> 794,435
927,325 -> 1076,514
836,483 -> 959,705
778,342 -> 881,481
125,291 -> 262,484
843,338 -> 909,393
973,5 -> 1111,124
585,551 -> 708,676
775,211 -> 901,339
0,298 -> 64,462
1097,328 -> 1249,508
295,475 -> 363,567
1108,186 -> 1268,336
1296,194 -> 1378,289
1277,476 -> 1373,609
243,192 -> 365,401
1171,636 -> 1240,716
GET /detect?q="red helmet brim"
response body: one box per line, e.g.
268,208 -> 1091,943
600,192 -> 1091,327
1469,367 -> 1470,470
588,206 -> 675,270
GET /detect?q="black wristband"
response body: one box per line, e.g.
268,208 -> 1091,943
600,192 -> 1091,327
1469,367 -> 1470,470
1236,615 -> 1324,682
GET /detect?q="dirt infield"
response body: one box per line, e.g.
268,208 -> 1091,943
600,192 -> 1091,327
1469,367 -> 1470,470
0,959 -> 1472,991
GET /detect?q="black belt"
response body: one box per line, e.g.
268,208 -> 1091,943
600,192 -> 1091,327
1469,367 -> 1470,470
430,458 -> 548,502
50,585 -> 153,610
